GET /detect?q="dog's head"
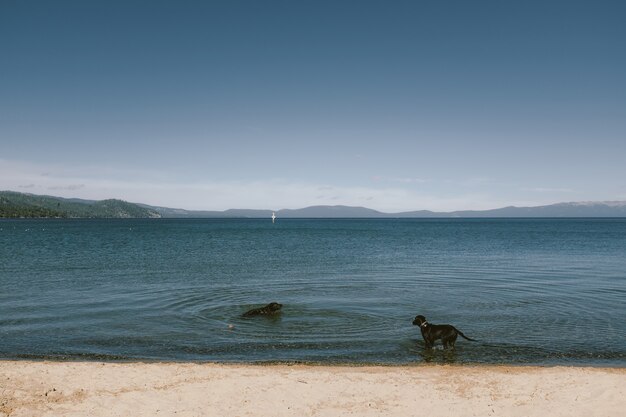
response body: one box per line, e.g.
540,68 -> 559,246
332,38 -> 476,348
266,302 -> 283,311
412,315 -> 427,326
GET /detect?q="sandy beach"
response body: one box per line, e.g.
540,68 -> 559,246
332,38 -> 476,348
0,362 -> 624,417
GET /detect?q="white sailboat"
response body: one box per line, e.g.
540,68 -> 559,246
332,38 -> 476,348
272,211 -> 276,223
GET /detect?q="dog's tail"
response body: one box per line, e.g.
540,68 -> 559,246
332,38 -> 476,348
457,329 -> 477,342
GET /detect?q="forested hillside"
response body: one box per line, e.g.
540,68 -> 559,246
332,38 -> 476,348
0,191 -> 161,218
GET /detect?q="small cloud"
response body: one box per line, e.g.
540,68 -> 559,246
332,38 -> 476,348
392,177 -> 429,184
443,177 -> 493,186
523,187 -> 574,193
370,176 -> 429,184
48,184 -> 85,191
18,184 -> 35,189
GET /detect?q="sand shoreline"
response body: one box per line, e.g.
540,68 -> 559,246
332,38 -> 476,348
3,358 -> 626,368
1,361 -> 625,417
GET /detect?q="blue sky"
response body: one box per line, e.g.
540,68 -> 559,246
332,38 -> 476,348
1,0 -> 625,211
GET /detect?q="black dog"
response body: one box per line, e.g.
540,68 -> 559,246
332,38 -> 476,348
242,302 -> 283,317
412,315 -> 476,349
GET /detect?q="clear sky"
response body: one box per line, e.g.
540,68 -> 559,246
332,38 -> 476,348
1,0 -> 625,212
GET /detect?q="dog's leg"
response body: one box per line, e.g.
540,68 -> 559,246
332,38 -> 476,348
421,329 -> 434,349
423,337 -> 433,349
442,333 -> 457,349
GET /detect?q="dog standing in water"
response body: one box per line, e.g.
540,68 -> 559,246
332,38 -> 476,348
412,315 -> 476,349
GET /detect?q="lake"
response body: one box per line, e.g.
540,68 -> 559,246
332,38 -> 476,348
1,218 -> 624,365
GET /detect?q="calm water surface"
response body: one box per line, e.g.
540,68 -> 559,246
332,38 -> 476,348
1,218 -> 625,365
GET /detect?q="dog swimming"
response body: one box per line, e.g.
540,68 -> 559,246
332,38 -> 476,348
242,302 -> 283,317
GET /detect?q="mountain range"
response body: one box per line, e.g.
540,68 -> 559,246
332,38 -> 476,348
2,190 -> 626,218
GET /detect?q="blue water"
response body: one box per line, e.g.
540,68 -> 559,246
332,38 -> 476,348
1,218 -> 625,365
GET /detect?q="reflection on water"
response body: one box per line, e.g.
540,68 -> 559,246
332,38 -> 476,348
418,347 -> 459,364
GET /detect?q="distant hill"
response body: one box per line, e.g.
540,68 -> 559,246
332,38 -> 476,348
427,201 -> 626,218
136,204 -> 227,218
141,205 -> 386,218
0,191 -> 161,218
3,191 -> 626,218
144,201 -> 626,218
278,205 -> 385,218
